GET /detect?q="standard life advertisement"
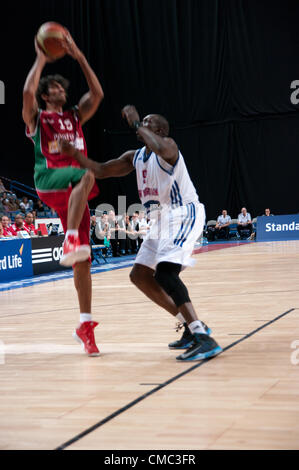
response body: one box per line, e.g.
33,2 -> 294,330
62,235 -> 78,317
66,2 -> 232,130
0,239 -> 33,282
256,214 -> 299,242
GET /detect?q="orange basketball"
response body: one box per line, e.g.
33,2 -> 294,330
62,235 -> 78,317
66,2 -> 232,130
36,22 -> 68,59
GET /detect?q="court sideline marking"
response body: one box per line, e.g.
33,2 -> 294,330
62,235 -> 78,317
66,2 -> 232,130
55,307 -> 296,450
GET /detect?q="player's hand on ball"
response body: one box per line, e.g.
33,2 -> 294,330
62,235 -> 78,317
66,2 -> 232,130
34,37 -> 56,63
121,105 -> 140,128
62,33 -> 82,60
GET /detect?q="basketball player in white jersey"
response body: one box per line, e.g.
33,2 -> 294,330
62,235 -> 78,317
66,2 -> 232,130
60,105 -> 222,361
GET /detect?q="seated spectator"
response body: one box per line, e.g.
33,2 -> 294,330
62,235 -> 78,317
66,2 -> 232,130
7,195 -> 20,212
19,196 -> 31,213
32,210 -> 37,223
108,210 -> 126,257
128,213 -> 140,253
215,209 -> 231,240
262,208 -> 274,217
47,207 -> 58,217
0,198 -> 4,214
1,215 -> 16,237
0,179 -> 7,194
2,193 -> 13,212
237,207 -> 253,239
11,213 -> 27,235
89,215 -> 106,260
23,212 -> 38,235
136,211 -> 149,248
0,221 -> 12,239
92,213 -> 111,255
34,199 -> 45,214
1,192 -> 9,204
90,215 -> 98,240
90,215 -> 104,244
119,213 -> 134,254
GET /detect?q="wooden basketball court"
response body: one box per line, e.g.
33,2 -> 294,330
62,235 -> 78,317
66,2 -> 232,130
0,240 -> 299,450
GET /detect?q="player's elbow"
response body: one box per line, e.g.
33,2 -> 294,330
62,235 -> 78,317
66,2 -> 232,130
22,89 -> 36,119
92,89 -> 104,107
23,88 -> 35,102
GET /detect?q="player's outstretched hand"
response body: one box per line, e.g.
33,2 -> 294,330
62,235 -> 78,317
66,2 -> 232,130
121,105 -> 140,128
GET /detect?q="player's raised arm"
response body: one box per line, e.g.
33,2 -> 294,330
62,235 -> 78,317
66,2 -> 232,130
63,33 -> 104,125
22,39 -> 52,132
121,105 -> 178,166
60,140 -> 135,179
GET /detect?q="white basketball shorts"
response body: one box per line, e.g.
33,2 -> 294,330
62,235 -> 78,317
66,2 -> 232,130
135,202 -> 205,270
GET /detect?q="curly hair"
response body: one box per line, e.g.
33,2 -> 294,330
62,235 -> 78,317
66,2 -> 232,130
36,74 -> 70,109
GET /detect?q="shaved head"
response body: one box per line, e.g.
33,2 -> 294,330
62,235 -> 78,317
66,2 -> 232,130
153,114 -> 169,136
142,114 -> 170,136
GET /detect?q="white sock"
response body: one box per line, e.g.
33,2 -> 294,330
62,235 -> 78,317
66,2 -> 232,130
188,320 -> 207,335
176,313 -> 186,324
66,229 -> 78,238
80,313 -> 92,323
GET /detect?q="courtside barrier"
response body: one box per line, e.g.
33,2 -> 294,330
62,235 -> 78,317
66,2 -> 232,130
0,235 -> 70,282
256,214 -> 299,242
0,238 -> 33,282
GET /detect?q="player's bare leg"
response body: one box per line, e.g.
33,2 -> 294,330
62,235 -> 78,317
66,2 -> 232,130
130,263 -> 179,316
130,262 -> 221,360
68,170 -> 95,230
60,170 -> 95,266
130,263 -> 211,344
72,260 -> 100,357
74,260 -> 92,313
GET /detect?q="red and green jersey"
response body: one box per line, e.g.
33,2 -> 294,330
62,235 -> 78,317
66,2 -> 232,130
25,107 -> 98,196
26,107 -> 87,171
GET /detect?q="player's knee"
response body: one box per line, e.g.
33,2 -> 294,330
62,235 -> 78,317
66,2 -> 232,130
129,268 -> 138,285
129,265 -> 150,288
154,262 -> 177,293
82,170 -> 95,189
154,262 -> 190,307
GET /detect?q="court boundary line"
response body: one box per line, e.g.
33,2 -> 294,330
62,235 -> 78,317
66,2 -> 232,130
55,307 -> 296,450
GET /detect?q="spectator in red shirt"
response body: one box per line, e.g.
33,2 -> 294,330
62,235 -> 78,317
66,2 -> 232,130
11,214 -> 26,234
0,221 -> 4,238
24,212 -> 38,235
1,215 -> 16,237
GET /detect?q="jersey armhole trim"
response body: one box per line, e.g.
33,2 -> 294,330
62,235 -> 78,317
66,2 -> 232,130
25,110 -> 41,140
155,151 -> 180,176
133,148 -> 142,167
172,150 -> 181,169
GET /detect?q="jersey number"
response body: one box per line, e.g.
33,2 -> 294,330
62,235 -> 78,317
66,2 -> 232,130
58,119 -> 73,131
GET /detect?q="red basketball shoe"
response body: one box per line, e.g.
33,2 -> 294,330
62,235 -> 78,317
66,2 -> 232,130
60,234 -> 91,266
73,321 -> 100,357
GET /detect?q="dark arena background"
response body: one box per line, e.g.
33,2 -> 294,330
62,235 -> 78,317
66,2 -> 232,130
1,0 -> 299,217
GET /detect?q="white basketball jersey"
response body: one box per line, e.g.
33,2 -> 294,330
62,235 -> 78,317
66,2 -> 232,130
133,147 -> 199,214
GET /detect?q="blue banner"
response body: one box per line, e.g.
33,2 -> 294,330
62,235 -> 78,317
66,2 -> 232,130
257,214 -> 299,242
0,239 -> 33,282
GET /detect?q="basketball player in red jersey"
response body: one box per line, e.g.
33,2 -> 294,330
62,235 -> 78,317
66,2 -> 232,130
22,34 -> 104,356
